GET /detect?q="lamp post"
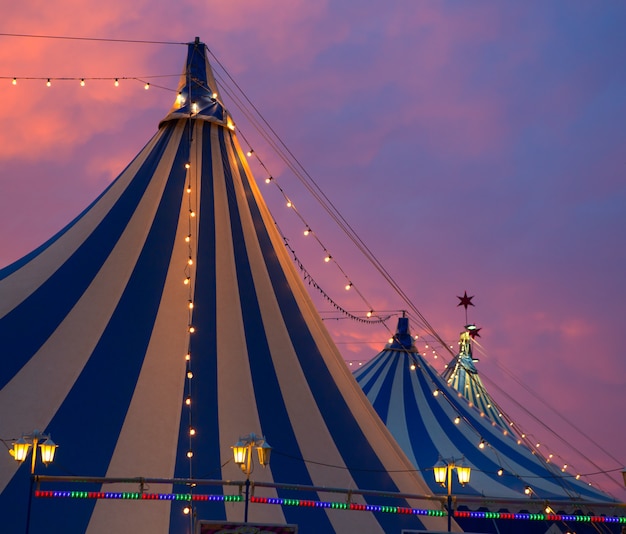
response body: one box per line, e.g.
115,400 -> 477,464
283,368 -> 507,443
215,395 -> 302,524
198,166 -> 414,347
232,433 -> 271,523
433,457 -> 471,532
9,429 -> 58,534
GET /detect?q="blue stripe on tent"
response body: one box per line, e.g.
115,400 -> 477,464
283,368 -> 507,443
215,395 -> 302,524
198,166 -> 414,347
0,138 -> 161,281
0,123 -> 190,534
0,128 -> 176,391
170,122 -> 225,532
230,136 -> 426,533
221,130 -> 335,531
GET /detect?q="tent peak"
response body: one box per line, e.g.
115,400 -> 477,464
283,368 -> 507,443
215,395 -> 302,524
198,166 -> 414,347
386,316 -> 418,352
159,38 -> 233,128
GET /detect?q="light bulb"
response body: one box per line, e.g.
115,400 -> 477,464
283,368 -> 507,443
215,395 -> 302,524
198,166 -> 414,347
189,428 -> 196,436
144,82 -> 150,90
114,78 -> 119,87
265,176 -> 273,184
345,283 -> 352,290
80,79 -> 85,86
185,396 -> 191,405
324,254 -> 332,263
12,78 -> 17,85
366,310 -> 372,318
46,79 -> 51,87
185,353 -> 191,361
187,450 -> 193,458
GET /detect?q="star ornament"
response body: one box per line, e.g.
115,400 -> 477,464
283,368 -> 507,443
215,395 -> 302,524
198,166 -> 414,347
457,291 -> 475,309
467,326 -> 481,339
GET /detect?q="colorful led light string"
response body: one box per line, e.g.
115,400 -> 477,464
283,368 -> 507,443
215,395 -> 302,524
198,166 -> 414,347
252,496 -> 625,524
33,491 -> 625,524
35,491 -> 241,503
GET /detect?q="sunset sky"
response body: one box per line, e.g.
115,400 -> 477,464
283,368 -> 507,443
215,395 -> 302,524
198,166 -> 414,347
0,2 -> 624,500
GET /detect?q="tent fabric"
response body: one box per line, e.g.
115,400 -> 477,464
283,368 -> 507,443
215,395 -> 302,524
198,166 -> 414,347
354,316 -> 621,530
440,327 -> 511,435
0,40 -> 447,533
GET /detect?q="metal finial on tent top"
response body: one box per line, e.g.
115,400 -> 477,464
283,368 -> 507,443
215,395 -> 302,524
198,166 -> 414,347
159,38 -> 232,128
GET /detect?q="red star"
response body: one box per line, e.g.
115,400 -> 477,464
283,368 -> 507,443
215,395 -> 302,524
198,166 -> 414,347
468,327 -> 481,339
457,291 -> 475,309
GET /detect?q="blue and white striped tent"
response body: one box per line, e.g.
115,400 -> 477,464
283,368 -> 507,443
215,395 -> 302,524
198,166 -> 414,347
354,316 -> 623,532
441,325 -> 511,434
0,39 -> 448,533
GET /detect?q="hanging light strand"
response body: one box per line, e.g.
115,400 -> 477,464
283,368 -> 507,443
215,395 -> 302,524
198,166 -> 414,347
239,132 -> 380,322
3,74 -> 180,92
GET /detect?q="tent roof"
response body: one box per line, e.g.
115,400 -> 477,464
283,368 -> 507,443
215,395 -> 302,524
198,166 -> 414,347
0,39 -> 447,534
354,317 -> 620,507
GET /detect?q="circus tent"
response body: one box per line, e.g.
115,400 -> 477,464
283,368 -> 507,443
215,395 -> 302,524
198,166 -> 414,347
0,38 -> 450,533
354,315 -> 624,533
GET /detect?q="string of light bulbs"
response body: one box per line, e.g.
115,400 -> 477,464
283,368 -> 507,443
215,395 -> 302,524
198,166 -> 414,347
180,78 -> 201,522
2,74 -> 179,91
243,142 -> 381,319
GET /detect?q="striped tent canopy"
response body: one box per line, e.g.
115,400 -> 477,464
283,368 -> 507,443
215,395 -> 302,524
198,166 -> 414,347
441,324 -> 510,434
0,39 -> 449,534
354,316 -> 623,532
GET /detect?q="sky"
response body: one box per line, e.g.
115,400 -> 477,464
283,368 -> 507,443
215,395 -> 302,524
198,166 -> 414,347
0,1 -> 625,501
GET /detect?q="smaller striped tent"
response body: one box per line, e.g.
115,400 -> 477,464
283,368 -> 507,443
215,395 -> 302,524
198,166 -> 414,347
354,316 -> 623,533
441,325 -> 510,434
